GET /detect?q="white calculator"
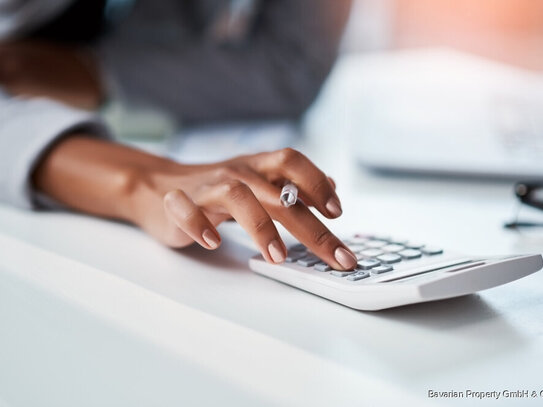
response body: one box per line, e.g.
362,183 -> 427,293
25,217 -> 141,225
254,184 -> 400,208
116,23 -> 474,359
249,234 -> 543,311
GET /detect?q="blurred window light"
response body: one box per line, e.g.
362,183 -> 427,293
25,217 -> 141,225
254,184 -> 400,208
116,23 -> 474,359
342,0 -> 543,71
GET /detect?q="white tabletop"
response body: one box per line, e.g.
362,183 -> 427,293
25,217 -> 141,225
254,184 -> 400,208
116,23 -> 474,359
2,57 -> 543,407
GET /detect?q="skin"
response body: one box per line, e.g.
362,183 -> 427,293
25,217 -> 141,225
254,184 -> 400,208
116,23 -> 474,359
2,40 -> 358,270
32,138 -> 358,270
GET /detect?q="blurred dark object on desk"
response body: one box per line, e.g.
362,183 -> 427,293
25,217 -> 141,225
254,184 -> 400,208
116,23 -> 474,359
505,181 -> 543,229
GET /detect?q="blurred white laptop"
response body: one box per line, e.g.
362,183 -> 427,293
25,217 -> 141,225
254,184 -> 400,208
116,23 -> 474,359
343,48 -> 543,180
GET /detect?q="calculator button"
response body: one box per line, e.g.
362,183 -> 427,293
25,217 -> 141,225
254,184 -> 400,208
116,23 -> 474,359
289,244 -> 307,252
399,249 -> 422,259
389,238 -> 409,245
297,255 -> 321,267
382,244 -> 404,253
331,270 -> 355,277
376,253 -> 402,264
371,265 -> 393,274
406,242 -> 425,249
359,248 -> 384,258
314,263 -> 332,272
365,240 -> 387,248
347,244 -> 365,253
422,247 -> 443,255
346,271 -> 370,281
357,259 -> 381,270
286,251 -> 307,263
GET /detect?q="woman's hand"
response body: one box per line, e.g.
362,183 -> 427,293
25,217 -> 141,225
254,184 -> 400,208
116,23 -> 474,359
131,148 -> 357,270
34,137 -> 358,270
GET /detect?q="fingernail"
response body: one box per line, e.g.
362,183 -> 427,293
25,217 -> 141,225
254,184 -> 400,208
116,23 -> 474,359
326,198 -> 342,217
268,240 -> 286,263
334,247 -> 357,270
202,229 -> 220,249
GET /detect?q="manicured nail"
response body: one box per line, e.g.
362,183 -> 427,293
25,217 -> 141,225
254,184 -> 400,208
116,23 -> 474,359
326,198 -> 342,217
334,247 -> 357,269
202,229 -> 220,249
268,240 -> 286,263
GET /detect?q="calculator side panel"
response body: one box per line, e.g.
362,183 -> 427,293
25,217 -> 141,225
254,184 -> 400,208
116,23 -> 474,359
417,254 -> 543,301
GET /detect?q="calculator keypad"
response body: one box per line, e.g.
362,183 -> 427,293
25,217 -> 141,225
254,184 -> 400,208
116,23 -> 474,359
346,271 -> 370,281
357,259 -> 381,269
296,255 -> 321,267
371,265 -> 394,274
285,234 -> 443,282
376,253 -> 402,264
314,263 -> 332,272
398,249 -> 422,259
285,251 -> 306,263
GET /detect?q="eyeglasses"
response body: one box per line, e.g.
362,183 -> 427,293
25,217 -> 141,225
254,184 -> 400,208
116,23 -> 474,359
504,182 -> 543,229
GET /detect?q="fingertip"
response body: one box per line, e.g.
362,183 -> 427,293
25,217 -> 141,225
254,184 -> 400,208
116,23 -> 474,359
325,198 -> 342,218
163,190 -> 222,250
267,239 -> 287,264
202,228 -> 221,250
334,246 -> 357,270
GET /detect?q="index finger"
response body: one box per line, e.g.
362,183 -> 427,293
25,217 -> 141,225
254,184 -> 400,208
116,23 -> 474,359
236,171 -> 357,270
272,202 -> 357,271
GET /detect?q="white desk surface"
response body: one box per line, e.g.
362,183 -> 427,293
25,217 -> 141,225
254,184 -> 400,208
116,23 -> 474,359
2,60 -> 543,407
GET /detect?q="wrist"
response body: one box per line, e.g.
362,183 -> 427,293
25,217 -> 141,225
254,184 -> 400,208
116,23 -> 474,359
118,157 -> 188,226
33,135 -> 187,223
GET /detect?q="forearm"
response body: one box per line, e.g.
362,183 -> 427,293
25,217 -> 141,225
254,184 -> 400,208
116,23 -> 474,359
32,136 -> 179,221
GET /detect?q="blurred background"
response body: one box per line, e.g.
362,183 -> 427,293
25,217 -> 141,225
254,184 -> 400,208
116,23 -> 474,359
171,0 -> 543,180
296,0 -> 543,182
343,0 -> 543,70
